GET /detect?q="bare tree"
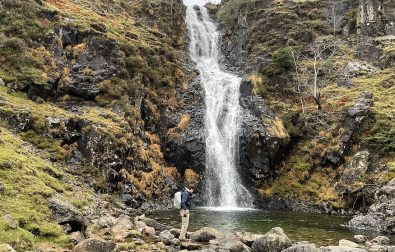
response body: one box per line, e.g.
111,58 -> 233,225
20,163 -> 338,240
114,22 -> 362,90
289,36 -> 339,111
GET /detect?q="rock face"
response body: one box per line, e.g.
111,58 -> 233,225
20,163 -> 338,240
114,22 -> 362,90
335,150 -> 370,194
358,0 -> 395,36
48,195 -> 86,234
348,178 -> 395,233
251,227 -> 292,252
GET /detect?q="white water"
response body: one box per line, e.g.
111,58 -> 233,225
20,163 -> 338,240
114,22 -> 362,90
183,0 -> 221,6
185,6 -> 253,208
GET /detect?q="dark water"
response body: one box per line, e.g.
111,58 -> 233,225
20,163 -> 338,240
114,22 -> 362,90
148,208 -> 393,246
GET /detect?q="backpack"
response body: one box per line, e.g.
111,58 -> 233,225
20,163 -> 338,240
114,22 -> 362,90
173,191 -> 181,209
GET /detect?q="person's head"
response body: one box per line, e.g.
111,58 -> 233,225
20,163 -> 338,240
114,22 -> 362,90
187,186 -> 195,193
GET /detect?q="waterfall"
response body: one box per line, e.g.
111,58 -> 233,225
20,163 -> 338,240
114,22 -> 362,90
185,6 -> 253,208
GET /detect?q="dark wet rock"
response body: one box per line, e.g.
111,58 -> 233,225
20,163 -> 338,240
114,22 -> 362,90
0,109 -> 32,132
180,241 -> 203,250
3,214 -> 17,229
371,236 -> 390,245
335,150 -> 370,194
353,235 -> 367,243
48,195 -> 86,234
169,228 -> 181,238
348,179 -> 395,233
0,244 -> 16,252
71,238 -> 116,252
282,241 -> 318,252
325,92 -> 373,167
190,227 -> 224,242
251,227 -> 292,252
235,231 -> 263,247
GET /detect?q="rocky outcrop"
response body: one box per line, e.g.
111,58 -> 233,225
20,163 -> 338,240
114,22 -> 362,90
335,150 -> 370,194
190,227 -> 224,242
48,195 -> 86,234
348,178 -> 395,233
358,0 -> 395,37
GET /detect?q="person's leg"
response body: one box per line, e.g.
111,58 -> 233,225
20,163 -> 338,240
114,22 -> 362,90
179,209 -> 190,240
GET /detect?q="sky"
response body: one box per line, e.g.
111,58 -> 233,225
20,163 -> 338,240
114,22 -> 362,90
183,0 -> 221,6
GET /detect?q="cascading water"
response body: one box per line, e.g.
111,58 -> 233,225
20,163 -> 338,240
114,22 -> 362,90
185,6 -> 253,208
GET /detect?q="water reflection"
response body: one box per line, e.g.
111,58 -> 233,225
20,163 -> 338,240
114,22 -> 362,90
148,208 -> 394,246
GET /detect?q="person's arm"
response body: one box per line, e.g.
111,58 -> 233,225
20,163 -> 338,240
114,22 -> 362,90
180,192 -> 188,210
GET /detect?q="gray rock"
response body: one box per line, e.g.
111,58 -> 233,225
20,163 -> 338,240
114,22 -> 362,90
134,214 -> 170,231
0,183 -> 4,193
335,151 -> 369,194
180,241 -> 203,250
70,231 -> 84,245
48,195 -> 86,234
371,236 -> 390,245
235,231 -> 263,247
319,246 -> 367,252
141,226 -> 155,236
282,242 -> 319,252
225,241 -> 251,252
0,244 -> 16,252
71,239 -> 116,252
251,227 -> 292,252
338,240 -> 359,248
0,78 -> 4,86
353,235 -> 367,243
348,179 -> 395,233
45,117 -> 61,128
190,227 -> 224,242
159,230 -> 175,245
169,228 -> 181,238
3,214 -> 17,229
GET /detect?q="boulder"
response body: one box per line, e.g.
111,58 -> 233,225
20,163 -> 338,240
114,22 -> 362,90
348,179 -> 395,233
141,226 -> 156,236
282,242 -> 319,252
190,227 -> 224,242
180,241 -> 203,250
225,241 -> 251,252
110,216 -> 134,242
71,239 -> 116,252
338,239 -> 359,248
235,231 -> 263,247
48,195 -> 86,234
353,235 -> 367,243
251,227 -> 292,252
70,232 -> 85,245
371,236 -> 390,245
3,214 -> 17,229
0,244 -> 16,252
159,230 -> 175,245
134,214 -> 170,231
169,228 -> 181,238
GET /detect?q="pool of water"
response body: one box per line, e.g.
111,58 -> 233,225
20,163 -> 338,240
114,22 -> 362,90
148,208 -> 394,246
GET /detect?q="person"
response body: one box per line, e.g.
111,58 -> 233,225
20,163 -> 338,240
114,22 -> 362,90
179,186 -> 194,240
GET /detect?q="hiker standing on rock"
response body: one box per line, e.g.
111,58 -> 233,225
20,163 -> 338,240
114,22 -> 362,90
179,186 -> 194,240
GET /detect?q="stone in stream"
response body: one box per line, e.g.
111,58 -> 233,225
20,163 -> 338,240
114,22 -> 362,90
353,235 -> 367,243
370,236 -> 390,245
180,241 -> 203,250
282,241 -> 318,252
235,231 -> 263,247
190,227 -> 224,242
224,240 -> 251,252
251,227 -> 292,252
338,239 -> 359,248
319,246 -> 367,252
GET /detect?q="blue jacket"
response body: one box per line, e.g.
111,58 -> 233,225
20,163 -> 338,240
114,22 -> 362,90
180,188 -> 192,210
